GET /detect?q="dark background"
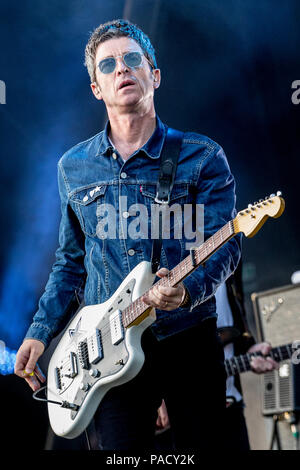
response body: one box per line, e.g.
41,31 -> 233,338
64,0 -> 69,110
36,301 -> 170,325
0,0 -> 299,450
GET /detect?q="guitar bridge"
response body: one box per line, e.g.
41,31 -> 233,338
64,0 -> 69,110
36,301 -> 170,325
78,340 -> 89,369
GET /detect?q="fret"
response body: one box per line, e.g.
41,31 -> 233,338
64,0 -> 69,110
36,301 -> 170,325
220,229 -> 223,243
245,353 -> 252,371
207,238 -> 213,253
132,301 -> 136,323
184,259 -> 188,274
240,354 -> 247,372
237,355 -> 244,372
234,356 -> 241,373
286,344 -> 292,358
224,360 -> 230,378
271,349 -> 278,361
277,347 -> 283,362
228,359 -> 236,377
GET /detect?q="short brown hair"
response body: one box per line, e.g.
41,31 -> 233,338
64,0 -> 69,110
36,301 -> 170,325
84,19 -> 157,83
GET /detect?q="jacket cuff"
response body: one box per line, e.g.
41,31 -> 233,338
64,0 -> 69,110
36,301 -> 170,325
182,273 -> 205,311
23,323 -> 53,349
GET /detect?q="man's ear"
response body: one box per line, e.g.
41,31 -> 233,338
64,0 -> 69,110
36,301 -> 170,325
152,69 -> 161,90
90,82 -> 103,101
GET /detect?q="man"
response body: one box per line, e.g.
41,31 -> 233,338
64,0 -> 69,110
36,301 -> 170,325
14,19 -> 241,450
216,262 -> 278,449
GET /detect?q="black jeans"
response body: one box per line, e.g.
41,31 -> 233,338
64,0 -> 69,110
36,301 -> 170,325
93,318 -> 226,451
223,400 -> 250,450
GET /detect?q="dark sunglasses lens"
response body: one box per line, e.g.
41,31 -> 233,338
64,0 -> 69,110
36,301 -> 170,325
99,57 -> 116,74
124,52 -> 142,68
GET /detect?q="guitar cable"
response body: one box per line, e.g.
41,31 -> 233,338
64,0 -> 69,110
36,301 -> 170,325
32,385 -> 78,410
32,385 -> 92,450
33,385 -> 64,406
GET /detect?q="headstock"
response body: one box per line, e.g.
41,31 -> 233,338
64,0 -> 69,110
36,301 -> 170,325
233,192 -> 285,237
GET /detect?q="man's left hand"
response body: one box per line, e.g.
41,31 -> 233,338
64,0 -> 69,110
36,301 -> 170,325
248,342 -> 279,373
142,268 -> 186,311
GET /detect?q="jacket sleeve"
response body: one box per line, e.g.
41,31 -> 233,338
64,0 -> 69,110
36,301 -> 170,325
183,145 -> 242,310
23,160 -> 87,349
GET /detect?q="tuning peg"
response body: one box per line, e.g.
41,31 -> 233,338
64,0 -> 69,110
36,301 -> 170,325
276,191 -> 282,196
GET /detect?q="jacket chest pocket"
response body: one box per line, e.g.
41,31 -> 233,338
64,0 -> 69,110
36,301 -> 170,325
70,184 -> 108,238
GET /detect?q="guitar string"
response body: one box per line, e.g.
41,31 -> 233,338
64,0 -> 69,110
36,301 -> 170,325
58,225 -> 233,371
55,204 -> 277,371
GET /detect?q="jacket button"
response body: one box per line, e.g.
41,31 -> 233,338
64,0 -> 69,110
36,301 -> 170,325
122,211 -> 130,218
120,172 -> 127,179
128,249 -> 135,256
112,152 -> 118,160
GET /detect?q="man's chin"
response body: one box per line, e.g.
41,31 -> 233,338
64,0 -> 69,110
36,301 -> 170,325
118,95 -> 143,109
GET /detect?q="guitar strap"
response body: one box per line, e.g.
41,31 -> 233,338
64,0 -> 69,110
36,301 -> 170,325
150,127 -> 184,273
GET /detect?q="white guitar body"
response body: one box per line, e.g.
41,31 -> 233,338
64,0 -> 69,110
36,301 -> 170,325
47,261 -> 156,439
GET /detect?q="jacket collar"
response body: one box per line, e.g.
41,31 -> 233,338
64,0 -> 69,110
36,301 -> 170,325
96,115 -> 167,159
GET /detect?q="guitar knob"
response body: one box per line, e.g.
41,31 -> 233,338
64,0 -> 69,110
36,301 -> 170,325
89,369 -> 101,378
276,191 -> 282,196
79,382 -> 90,392
269,194 -> 275,198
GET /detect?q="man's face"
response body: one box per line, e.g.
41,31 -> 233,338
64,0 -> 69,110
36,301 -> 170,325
91,37 -> 160,112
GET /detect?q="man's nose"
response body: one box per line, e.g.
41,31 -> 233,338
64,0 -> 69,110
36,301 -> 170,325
115,57 -> 129,74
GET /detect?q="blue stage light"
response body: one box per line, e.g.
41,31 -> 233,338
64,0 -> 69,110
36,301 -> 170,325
0,341 -> 17,375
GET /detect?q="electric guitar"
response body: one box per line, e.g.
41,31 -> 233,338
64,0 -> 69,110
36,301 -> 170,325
47,193 -> 285,438
225,342 -> 300,378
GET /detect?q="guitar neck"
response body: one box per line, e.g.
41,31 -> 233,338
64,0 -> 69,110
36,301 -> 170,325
225,343 -> 294,378
122,220 -> 235,328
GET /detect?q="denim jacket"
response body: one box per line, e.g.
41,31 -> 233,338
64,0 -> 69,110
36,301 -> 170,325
24,116 -> 241,348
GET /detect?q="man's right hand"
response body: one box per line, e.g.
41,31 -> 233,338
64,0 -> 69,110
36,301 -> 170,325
14,339 -> 46,391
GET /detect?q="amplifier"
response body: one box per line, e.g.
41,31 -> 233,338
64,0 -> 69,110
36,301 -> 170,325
251,283 -> 300,417
251,283 -> 300,346
262,361 -> 300,416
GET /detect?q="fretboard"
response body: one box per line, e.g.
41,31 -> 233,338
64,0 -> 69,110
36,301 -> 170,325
224,343 -> 295,378
122,220 -> 235,328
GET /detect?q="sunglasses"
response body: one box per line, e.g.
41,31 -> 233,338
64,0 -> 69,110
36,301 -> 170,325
98,51 -> 152,75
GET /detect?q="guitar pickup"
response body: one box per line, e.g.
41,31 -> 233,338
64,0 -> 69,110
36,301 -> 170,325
54,367 -> 62,390
63,351 -> 78,378
87,329 -> 103,364
110,310 -> 124,345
